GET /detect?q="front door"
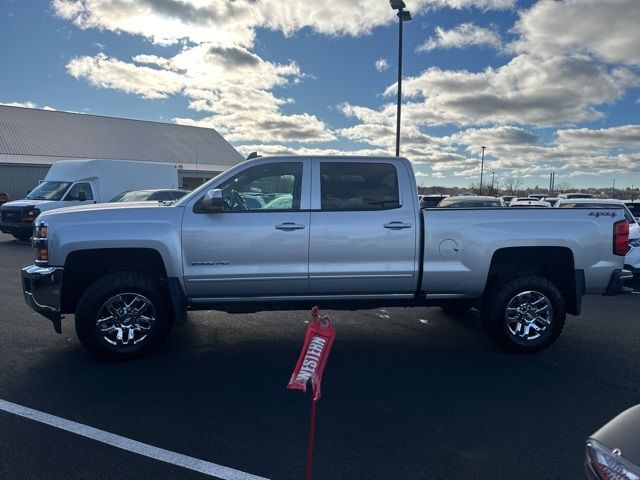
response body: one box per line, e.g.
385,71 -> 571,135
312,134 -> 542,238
182,160 -> 311,298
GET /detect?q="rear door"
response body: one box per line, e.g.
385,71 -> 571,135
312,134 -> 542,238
308,160 -> 418,295
182,159 -> 311,298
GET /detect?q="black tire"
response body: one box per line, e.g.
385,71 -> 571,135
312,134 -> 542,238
481,275 -> 566,354
75,272 -> 172,360
12,233 -> 31,242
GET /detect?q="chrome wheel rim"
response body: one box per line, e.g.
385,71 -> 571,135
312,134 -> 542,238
96,293 -> 156,347
505,290 -> 553,343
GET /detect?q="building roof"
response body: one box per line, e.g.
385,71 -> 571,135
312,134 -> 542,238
0,105 -> 244,169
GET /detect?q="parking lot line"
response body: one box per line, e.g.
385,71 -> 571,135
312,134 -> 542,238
0,398 -> 269,480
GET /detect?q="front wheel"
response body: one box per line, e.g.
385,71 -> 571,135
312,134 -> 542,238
75,272 -> 172,360
481,275 -> 566,353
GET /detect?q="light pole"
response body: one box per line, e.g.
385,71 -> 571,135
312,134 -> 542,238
479,146 -> 486,194
491,171 -> 495,194
612,179 -> 616,198
390,0 -> 412,157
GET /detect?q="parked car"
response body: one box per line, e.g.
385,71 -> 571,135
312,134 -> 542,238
500,195 -> 515,204
22,155 -> 630,360
545,197 -> 559,207
0,192 -> 9,206
510,198 -> 551,207
436,196 -> 504,208
419,194 -> 448,208
624,201 -> 640,222
0,159 -> 179,241
110,189 -> 189,203
558,193 -> 594,199
528,194 -> 547,200
585,404 -> 640,479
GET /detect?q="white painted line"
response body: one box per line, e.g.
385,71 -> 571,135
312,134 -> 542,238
0,398 -> 269,480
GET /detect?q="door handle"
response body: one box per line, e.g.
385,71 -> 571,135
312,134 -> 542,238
275,222 -> 305,231
384,222 -> 412,230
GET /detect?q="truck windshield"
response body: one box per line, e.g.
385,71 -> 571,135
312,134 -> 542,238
26,181 -> 72,201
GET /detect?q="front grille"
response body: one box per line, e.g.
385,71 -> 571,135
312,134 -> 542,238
1,208 -> 23,223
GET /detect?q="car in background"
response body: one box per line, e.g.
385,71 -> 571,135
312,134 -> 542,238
500,195 -> 516,204
436,196 -> 504,208
556,198 -> 640,278
110,189 -> 189,203
528,194 -> 547,201
419,194 -> 447,208
510,198 -> 551,207
625,201 -> 640,222
240,193 -> 267,210
557,193 -> 594,199
0,192 -> 9,206
545,197 -> 559,207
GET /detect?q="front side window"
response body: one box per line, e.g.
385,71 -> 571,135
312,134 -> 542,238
217,162 -> 303,212
320,162 -> 399,211
64,182 -> 94,201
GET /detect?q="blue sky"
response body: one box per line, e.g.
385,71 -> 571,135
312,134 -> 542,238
1,0 -> 639,189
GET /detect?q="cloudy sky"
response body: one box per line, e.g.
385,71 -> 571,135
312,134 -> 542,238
1,0 -> 640,188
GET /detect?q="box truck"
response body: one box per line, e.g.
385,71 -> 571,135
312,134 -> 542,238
1,159 -> 179,240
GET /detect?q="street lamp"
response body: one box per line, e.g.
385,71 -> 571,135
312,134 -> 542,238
390,0 -> 412,157
479,146 -> 486,194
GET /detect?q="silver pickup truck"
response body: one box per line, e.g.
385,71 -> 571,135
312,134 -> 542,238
21,156 -> 632,359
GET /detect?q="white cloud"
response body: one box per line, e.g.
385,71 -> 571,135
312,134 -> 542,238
511,0 -> 640,67
375,58 -> 390,72
1,101 -> 56,110
417,23 -> 502,52
52,0 -> 516,47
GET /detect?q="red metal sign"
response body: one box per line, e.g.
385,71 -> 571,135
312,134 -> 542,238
287,306 -> 335,400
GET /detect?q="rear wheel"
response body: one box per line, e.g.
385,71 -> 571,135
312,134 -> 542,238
482,275 -> 566,353
75,272 -> 172,360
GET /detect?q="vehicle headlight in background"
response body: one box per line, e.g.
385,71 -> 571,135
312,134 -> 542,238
33,223 -> 48,265
586,440 -> 640,480
22,206 -> 41,222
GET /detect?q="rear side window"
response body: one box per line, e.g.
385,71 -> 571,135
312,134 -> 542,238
320,162 -> 399,211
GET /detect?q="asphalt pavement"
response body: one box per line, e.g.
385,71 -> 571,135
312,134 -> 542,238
1,232 -> 639,480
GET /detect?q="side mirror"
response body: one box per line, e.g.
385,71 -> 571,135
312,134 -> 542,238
200,189 -> 225,212
78,191 -> 87,202
586,404 -> 640,479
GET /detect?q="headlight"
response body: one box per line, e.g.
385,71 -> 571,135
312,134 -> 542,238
33,223 -> 48,265
587,440 -> 640,480
22,206 -> 41,222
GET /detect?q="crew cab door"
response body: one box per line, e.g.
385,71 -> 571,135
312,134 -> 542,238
309,160 -> 418,295
182,160 -> 311,298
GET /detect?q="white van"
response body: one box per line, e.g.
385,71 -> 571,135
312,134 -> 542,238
0,159 -> 178,240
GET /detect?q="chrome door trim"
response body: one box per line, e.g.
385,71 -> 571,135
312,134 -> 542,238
189,293 -> 416,303
186,275 -> 308,283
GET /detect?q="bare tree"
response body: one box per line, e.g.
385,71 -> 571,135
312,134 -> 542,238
555,181 -> 573,193
501,176 -> 524,195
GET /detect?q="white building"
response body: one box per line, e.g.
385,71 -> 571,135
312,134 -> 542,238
0,105 -> 244,199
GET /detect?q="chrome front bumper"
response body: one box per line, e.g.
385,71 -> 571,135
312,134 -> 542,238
22,265 -> 63,333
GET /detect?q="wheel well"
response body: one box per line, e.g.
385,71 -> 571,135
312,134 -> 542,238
61,248 -> 168,314
485,247 -> 582,315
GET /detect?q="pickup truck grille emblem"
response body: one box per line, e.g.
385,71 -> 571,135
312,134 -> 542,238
191,260 -> 229,266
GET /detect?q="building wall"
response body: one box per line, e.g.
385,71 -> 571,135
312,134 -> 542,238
0,164 -> 50,200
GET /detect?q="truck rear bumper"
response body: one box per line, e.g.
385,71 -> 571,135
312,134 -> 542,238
22,265 -> 63,333
604,269 -> 633,296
